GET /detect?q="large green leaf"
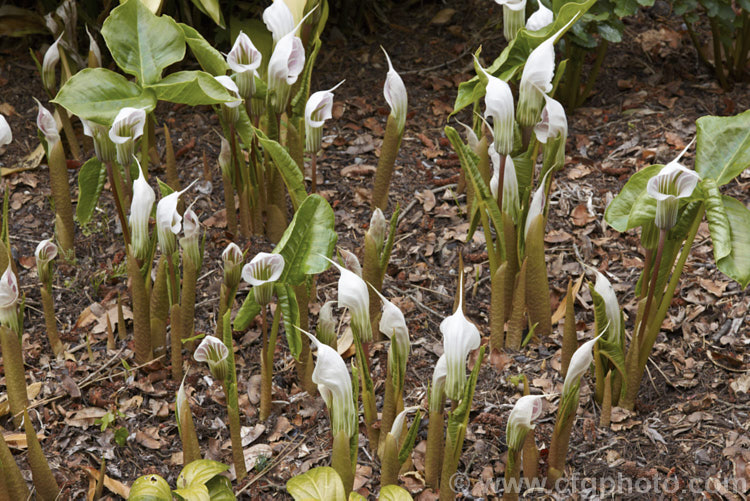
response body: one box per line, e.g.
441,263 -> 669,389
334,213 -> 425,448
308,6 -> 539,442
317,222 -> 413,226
128,474 -> 171,501
146,70 -> 235,106
453,0 -> 596,113
257,134 -> 307,210
695,109 -> 750,186
717,196 -> 750,288
233,291 -> 261,331
180,23 -> 228,76
204,476 -> 235,501
176,460 -> 228,489
276,283 -> 301,358
287,467 -> 346,501
172,484 -> 209,501
604,164 -> 661,231
702,178 -> 731,262
273,194 -> 337,286
189,0 -> 224,28
76,157 -> 105,226
53,68 -> 157,125
102,0 -> 185,85
379,485 -> 414,501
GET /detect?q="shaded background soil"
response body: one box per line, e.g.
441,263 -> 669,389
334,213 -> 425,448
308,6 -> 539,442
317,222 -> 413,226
0,0 -> 748,499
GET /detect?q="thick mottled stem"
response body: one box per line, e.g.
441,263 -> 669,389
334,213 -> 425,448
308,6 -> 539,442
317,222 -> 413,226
170,303 -> 183,380
105,161 -> 131,247
381,433 -> 401,487
503,447 -> 522,501
524,214 -> 552,338
332,431 -> 354,495
150,257 -> 169,355
23,409 -> 60,501
378,367 -> 403,457
222,171 -> 238,237
179,397 -> 201,464
424,408 -> 445,488
181,255 -> 198,352
0,432 -> 30,498
127,246 -> 152,365
48,141 -> 75,256
0,326 -> 27,427
490,262 -> 508,352
163,125 -> 181,191
371,115 -> 404,210
561,278 -> 576,378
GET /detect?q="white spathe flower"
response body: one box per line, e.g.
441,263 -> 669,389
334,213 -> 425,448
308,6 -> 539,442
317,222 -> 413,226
321,255 -> 371,342
506,394 -> 545,451
129,160 -> 155,260
155,181 -> 196,256
35,239 -> 58,284
85,25 -> 101,67
0,114 -> 11,149
526,1 -> 554,31
495,0 -> 527,40
0,265 -> 19,332
305,80 -> 344,153
382,48 -> 408,133
440,281 -> 481,401
534,94 -> 567,144
35,99 -> 60,148
42,34 -> 63,92
646,144 -> 700,231
180,206 -> 201,267
263,0 -> 295,45
221,242 -> 243,289
227,31 -> 262,74
194,335 -> 229,381
592,269 -> 621,341
370,286 -> 410,375
218,136 -> 232,178
306,331 -> 357,438
109,107 -> 146,167
338,248 -> 362,277
524,172 -> 549,239
517,21 -> 571,127
563,335 -> 601,395
475,58 -> 514,155
267,31 -> 305,112
429,354 -> 448,413
241,252 -> 285,305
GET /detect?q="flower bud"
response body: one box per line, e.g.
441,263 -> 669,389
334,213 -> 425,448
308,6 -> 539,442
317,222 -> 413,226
42,35 -> 62,93
35,99 -> 60,150
263,0 -> 295,45
440,281 -> 480,401
194,335 -> 229,382
475,58 -> 514,155
35,239 -> 58,284
322,255 -> 371,343
316,300 -> 337,348
85,25 -> 101,68
304,81 -> 344,153
241,252 -> 285,305
0,265 -> 20,334
563,334 -> 601,396
267,32 -> 305,113
155,182 -> 196,256
179,207 -> 201,267
382,48 -> 407,133
368,208 -> 387,254
221,243 -> 243,290
506,395 -> 545,451
534,94 -> 567,144
0,114 -> 11,149
218,136 -> 233,179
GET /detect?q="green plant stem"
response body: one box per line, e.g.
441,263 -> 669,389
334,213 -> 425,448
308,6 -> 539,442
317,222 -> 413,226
636,228 -> 667,357
0,432 -> 29,498
381,433 -> 401,487
23,409 -> 59,501
105,161 -> 131,247
221,310 -> 247,480
503,447 -> 522,501
0,326 -> 27,427
684,18 -> 713,71
55,104 -> 81,161
311,150 -> 318,194
496,154 -> 506,218
163,125 -> 180,191
40,284 -> 62,356
577,40 -> 609,108
565,45 -> 584,109
371,115 -> 404,210
260,305 -> 281,421
439,423 -> 467,501
735,12 -> 750,76
332,431 -> 354,495
353,328 -> 378,448
378,366 -> 403,457
222,170 -> 238,237
425,407 -> 445,488
150,257 -> 169,355
170,303 -> 183,380
479,208 -> 499,275
179,397 -> 201,464
709,16 -> 730,89
489,262 -> 508,352
181,254 -> 198,352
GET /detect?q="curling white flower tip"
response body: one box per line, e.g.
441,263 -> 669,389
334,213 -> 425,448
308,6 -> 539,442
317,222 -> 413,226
390,406 -> 419,437
524,172 -> 549,239
194,335 -> 229,364
534,94 -> 567,144
35,98 -> 60,146
41,34 -> 62,90
526,1 -> 554,31
155,181 -> 198,254
320,254 -> 370,338
0,114 -> 11,148
495,0 -> 527,10
0,265 -> 18,309
507,394 -> 545,433
222,242 -> 243,265
432,354 -> 448,388
563,334 -> 602,395
129,160 -> 155,231
646,145 -> 700,230
305,80 -> 345,129
227,31 -> 262,73
592,269 -> 621,338
241,252 -> 285,286
476,57 -> 515,155
182,207 -> 200,240
85,25 -> 101,66
35,239 -> 58,264
304,330 -> 357,438
338,248 -> 362,277
263,0 -> 295,44
214,75 -> 243,108
440,280 -> 481,401
382,48 -> 408,132
268,32 -> 306,88
109,107 -> 146,144
370,286 -> 409,346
